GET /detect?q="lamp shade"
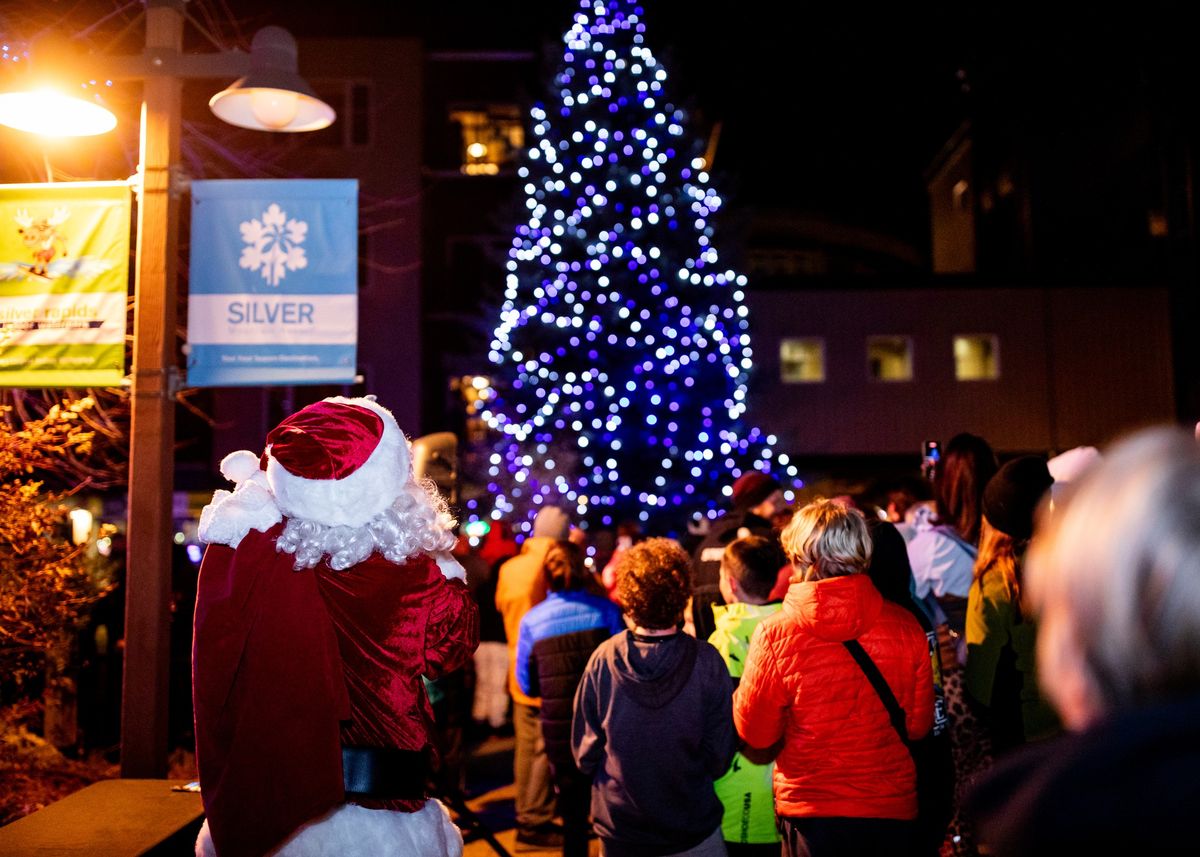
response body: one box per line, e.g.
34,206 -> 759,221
0,87 -> 117,136
208,27 -> 335,132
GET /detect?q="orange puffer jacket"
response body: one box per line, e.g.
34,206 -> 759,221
734,573 -> 934,820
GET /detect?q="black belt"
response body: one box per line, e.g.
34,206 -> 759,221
342,746 -> 430,800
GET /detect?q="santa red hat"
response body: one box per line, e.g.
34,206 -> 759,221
263,396 -> 411,529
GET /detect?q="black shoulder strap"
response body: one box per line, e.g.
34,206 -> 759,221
842,639 -> 912,750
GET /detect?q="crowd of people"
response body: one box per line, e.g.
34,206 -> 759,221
189,396 -> 1200,857
468,429 -> 1200,857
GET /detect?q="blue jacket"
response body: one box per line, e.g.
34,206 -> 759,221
516,589 -> 624,773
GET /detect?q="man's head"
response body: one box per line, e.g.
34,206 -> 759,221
205,394 -> 457,573
1028,427 -> 1200,729
262,396 -> 411,529
531,505 -> 571,540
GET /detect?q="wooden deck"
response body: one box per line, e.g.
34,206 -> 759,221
0,779 -> 204,856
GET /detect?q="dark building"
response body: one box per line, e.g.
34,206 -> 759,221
745,284 -> 1174,456
419,48 -> 540,437
739,18 -> 1193,461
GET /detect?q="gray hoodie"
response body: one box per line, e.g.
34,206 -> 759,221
572,630 -> 736,856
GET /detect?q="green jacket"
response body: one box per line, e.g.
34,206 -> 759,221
965,568 -> 1059,749
709,602 -> 782,844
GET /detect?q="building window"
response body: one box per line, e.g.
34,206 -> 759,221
780,338 -> 825,383
867,336 -> 913,381
449,106 -> 525,175
954,334 -> 1000,380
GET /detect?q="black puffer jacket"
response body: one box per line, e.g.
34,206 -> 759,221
516,589 -> 625,775
530,626 -> 616,773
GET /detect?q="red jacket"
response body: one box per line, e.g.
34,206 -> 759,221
734,573 -> 933,820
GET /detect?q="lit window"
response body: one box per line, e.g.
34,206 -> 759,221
780,338 -> 825,383
867,336 -> 913,381
955,335 -> 1000,380
450,106 -> 525,175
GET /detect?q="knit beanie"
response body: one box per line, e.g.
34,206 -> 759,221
982,456 -> 1054,541
531,505 -> 571,540
731,472 -> 781,510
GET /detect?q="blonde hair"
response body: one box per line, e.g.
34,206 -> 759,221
974,517 -> 1021,615
1027,427 -> 1200,727
781,499 -> 872,581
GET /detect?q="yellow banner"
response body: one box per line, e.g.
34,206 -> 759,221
0,182 -> 130,387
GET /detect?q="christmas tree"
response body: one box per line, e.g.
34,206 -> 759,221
478,0 -> 796,533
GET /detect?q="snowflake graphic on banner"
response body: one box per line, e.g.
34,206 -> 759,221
239,203 -> 308,286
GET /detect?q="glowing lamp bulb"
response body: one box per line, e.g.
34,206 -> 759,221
0,88 -> 116,136
69,508 -> 93,545
250,88 -> 299,129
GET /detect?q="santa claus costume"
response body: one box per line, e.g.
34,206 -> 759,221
192,396 -> 479,857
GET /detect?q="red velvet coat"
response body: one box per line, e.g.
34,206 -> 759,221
193,522 -> 479,857
734,573 -> 933,820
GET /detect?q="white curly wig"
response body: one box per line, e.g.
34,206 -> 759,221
276,475 -> 456,571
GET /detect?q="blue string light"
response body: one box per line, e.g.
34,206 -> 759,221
479,0 -> 798,533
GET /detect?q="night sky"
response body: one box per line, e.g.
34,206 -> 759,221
242,1 -> 1193,256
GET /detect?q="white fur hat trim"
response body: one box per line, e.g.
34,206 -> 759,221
265,396 -> 412,530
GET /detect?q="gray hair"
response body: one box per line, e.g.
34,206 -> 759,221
1026,427 -> 1200,727
781,498 -> 872,581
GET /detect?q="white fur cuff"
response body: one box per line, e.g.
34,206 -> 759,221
198,477 -> 282,549
196,799 -> 463,857
432,552 -> 467,582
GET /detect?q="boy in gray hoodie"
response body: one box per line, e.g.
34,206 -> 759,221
572,538 -> 737,857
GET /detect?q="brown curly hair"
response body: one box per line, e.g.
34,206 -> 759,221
615,537 -> 691,630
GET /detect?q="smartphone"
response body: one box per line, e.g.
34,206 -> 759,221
921,440 -> 940,481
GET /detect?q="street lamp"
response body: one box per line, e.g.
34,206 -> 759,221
0,0 -> 335,778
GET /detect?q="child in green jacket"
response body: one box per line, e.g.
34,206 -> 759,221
709,536 -> 786,855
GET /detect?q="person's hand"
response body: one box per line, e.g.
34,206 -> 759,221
740,736 -> 784,765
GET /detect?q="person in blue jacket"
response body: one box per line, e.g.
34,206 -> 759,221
516,540 -> 624,857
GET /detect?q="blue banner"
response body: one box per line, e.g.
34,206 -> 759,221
186,179 -> 358,386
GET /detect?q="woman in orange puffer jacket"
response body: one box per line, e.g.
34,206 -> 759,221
734,499 -> 934,857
